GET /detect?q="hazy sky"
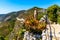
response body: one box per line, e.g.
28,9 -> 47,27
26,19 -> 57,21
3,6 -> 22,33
0,0 -> 60,14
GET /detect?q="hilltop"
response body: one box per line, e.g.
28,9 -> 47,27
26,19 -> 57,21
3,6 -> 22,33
0,7 -> 46,39
0,5 -> 60,40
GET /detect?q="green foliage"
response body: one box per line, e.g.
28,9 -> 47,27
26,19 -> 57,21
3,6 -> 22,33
47,4 -> 59,23
57,14 -> 60,24
8,20 -> 15,32
12,27 -> 26,40
38,13 -> 46,20
0,20 -> 15,40
1,6 -> 60,40
0,36 -> 5,40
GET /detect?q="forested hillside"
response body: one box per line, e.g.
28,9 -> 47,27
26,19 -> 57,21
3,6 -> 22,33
0,5 -> 60,40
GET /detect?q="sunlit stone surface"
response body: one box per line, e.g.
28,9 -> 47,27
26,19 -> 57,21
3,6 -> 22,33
23,31 -> 41,40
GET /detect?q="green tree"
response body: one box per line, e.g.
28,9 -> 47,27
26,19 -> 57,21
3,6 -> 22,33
0,36 -> 5,40
47,4 -> 59,24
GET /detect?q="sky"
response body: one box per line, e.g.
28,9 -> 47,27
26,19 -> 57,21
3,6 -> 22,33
0,0 -> 60,14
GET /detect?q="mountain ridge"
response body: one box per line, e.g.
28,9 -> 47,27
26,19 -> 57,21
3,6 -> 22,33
0,7 -> 46,22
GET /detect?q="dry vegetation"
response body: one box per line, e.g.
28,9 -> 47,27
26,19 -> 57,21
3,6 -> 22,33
24,16 -> 46,32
